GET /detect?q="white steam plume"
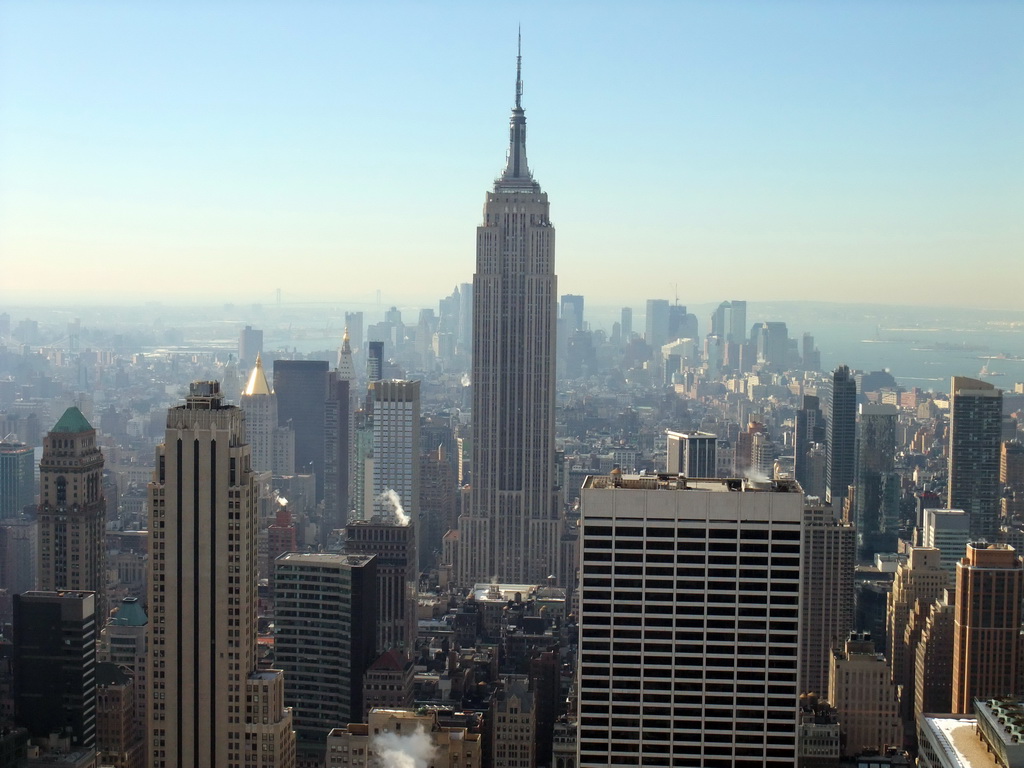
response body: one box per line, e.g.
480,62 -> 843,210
745,469 -> 771,484
378,489 -> 410,526
372,724 -> 436,768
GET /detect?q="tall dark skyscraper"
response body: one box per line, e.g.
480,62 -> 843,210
854,402 -> 899,556
273,359 -> 329,500
948,376 -> 1002,540
458,39 -> 560,586
794,394 -> 825,495
14,590 -> 97,748
826,365 -> 857,515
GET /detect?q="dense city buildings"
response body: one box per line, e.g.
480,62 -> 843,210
146,382 -> 294,768
37,407 -> 107,619
2,38 -> 1024,768
458,45 -> 561,587
326,709 -> 482,768
947,376 -> 1003,540
885,546 -> 948,723
578,473 -> 804,766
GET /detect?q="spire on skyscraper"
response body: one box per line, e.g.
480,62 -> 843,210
243,352 -> 272,396
498,30 -> 538,191
337,327 -> 356,380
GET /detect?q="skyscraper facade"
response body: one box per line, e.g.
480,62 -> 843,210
369,380 -> 420,525
324,352 -> 353,533
38,406 -> 106,619
665,430 -> 717,478
951,542 -> 1023,713
459,42 -> 560,586
794,395 -> 825,497
239,354 -> 284,475
345,518 -> 416,653
274,553 -> 377,743
274,359 -> 329,499
0,439 -> 34,519
799,504 -> 856,698
13,590 -> 97,748
826,365 -> 857,515
578,473 -> 804,766
238,325 -> 263,371
853,402 -> 899,556
947,376 -> 1002,540
645,299 -> 671,351
147,382 -> 294,768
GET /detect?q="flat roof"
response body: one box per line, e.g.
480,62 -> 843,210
583,473 -> 801,494
921,716 -> 998,768
275,552 -> 374,566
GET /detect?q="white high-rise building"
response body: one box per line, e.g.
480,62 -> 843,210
459,38 -> 560,586
147,382 -> 294,768
370,379 -> 420,525
240,354 -> 294,476
578,473 -> 804,767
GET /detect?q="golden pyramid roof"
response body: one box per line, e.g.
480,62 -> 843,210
243,353 -> 273,396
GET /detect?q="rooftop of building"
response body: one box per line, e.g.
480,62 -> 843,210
977,698 -> 1024,752
583,472 -> 801,494
368,649 -> 410,673
470,583 -> 543,602
109,596 -> 147,627
275,552 -> 374,567
919,715 -> 999,768
50,407 -> 93,434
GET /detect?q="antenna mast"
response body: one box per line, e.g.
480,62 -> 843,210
515,27 -> 523,109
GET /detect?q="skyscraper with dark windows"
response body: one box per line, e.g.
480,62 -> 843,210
947,376 -> 1002,540
458,39 -> 560,587
578,474 -> 804,766
854,402 -> 900,556
794,394 -> 825,496
826,365 -> 857,516
273,359 -> 328,500
13,590 -> 97,749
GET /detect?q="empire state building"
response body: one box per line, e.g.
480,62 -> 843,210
458,40 -> 560,586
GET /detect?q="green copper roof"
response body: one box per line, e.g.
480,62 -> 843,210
110,597 -> 148,626
51,407 -> 94,434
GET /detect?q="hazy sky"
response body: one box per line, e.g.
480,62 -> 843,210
1,1 -> 1021,309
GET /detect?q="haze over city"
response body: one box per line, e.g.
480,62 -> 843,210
2,1 -> 1021,308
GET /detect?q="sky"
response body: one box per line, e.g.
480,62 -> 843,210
1,1 -> 1022,310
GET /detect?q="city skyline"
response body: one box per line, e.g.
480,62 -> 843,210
2,2 -> 1021,308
